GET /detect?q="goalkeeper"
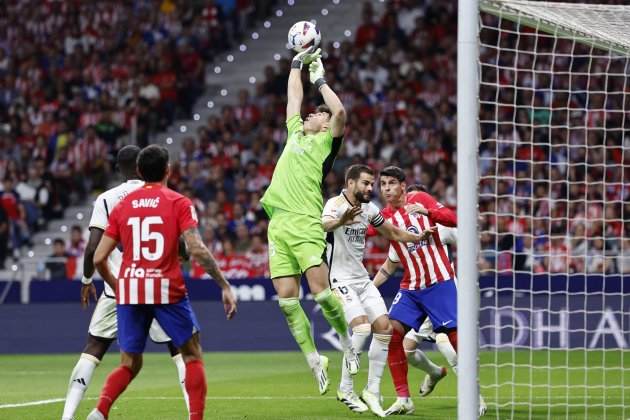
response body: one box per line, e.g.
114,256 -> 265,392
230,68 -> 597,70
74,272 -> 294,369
260,48 -> 358,395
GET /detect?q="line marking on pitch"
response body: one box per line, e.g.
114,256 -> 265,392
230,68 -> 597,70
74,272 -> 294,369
0,398 -> 65,408
1,395 -> 624,409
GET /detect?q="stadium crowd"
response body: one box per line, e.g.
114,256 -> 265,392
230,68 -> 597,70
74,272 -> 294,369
0,0 -> 277,268
1,0 -> 628,277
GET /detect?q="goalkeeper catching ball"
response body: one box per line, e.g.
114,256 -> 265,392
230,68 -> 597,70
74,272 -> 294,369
260,47 -> 359,394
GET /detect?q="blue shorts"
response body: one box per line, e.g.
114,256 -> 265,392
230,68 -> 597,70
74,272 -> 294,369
389,280 -> 457,332
117,297 -> 200,353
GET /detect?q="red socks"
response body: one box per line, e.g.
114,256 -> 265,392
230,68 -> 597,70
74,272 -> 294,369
185,360 -> 207,420
387,328 -> 410,397
96,365 -> 133,418
447,329 -> 458,352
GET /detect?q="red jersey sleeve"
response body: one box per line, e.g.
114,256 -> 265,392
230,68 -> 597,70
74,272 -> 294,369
104,204 -> 121,241
175,197 -> 199,233
409,191 -> 457,227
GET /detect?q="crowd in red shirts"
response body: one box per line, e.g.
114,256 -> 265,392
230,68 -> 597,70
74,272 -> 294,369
0,0 -> 277,268
3,0 -> 629,278
174,0 -> 629,278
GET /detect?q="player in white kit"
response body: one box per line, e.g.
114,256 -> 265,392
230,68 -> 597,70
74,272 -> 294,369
61,146 -> 189,420
322,165 -> 434,417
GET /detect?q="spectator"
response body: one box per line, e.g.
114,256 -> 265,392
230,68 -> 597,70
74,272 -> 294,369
1,177 -> 30,251
67,225 -> 85,258
0,205 -> 8,268
45,238 -> 72,280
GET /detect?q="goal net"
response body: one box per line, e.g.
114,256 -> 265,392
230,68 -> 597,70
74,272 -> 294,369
476,1 -> 629,418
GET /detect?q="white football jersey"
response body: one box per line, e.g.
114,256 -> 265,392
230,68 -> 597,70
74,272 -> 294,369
322,192 -> 385,285
88,179 -> 144,296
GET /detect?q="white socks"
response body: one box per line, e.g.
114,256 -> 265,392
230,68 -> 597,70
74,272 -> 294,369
435,333 -> 458,374
366,333 -> 391,395
306,352 -> 321,370
405,348 -> 442,377
339,323 -> 371,393
62,353 -> 99,420
172,354 -> 190,413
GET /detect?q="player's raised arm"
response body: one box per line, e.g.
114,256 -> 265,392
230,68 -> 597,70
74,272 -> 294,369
373,257 -> 400,288
287,47 -> 319,118
182,227 -> 237,320
93,235 -> 118,291
375,220 -> 437,243
308,57 -> 346,137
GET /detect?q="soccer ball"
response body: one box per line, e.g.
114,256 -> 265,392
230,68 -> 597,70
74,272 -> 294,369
287,21 -> 321,53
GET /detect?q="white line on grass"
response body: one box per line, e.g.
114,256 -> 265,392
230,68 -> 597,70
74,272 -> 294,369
0,398 -> 65,408
1,395 -> 625,409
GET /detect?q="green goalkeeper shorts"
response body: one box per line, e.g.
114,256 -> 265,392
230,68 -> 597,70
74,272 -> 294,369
267,209 -> 326,279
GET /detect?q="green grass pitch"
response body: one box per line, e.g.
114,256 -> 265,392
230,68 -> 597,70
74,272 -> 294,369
0,351 -> 627,419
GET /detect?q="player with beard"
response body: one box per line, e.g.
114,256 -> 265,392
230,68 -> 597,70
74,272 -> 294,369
322,164 -> 434,417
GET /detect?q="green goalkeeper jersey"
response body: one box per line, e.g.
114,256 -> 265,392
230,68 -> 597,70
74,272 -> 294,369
261,114 -> 343,219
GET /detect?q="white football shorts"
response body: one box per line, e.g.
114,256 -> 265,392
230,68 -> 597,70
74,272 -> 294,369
333,279 -> 388,324
88,292 -> 172,343
404,317 -> 436,343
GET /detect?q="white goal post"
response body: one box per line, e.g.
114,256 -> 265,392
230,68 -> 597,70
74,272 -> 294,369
458,0 -> 630,419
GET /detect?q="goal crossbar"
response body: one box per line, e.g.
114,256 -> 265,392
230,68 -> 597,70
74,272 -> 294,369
480,0 -> 630,55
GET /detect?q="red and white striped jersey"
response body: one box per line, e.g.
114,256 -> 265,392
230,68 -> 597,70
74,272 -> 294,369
383,192 -> 456,290
104,184 -> 198,304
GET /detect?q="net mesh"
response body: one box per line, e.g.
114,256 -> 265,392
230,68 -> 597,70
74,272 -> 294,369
477,1 -> 630,418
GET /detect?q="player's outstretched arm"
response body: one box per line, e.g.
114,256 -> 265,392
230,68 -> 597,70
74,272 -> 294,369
309,58 -> 346,137
80,227 -> 104,307
182,227 -> 237,319
286,47 -> 318,118
373,257 -> 400,288
375,220 -> 437,243
93,235 -> 118,291
405,193 -> 457,227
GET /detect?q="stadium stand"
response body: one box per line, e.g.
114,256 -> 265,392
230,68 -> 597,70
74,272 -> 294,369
2,0 -> 628,283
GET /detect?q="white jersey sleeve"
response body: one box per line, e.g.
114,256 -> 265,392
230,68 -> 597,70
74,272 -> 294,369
322,197 -> 340,220
438,225 -> 457,245
89,193 -> 110,230
367,202 -> 385,227
388,244 -> 400,263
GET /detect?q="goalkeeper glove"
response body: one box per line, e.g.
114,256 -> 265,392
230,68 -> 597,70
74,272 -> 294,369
291,47 -> 321,70
309,58 -> 327,89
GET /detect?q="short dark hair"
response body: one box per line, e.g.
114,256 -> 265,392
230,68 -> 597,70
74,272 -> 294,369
406,184 -> 427,193
117,145 -> 140,179
345,164 -> 374,184
53,238 -> 65,246
316,104 -> 331,119
137,145 -> 169,182
380,166 -> 406,182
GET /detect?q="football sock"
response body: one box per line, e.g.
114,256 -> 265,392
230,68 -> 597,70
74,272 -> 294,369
447,329 -> 458,352
405,348 -> 443,377
62,353 -> 99,420
314,289 -> 351,348
339,323 -> 370,393
366,333 -> 391,395
185,360 -> 207,420
278,297 -> 318,366
388,328 -> 410,397
172,353 -> 190,412
436,333 -> 458,374
96,365 -> 134,417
